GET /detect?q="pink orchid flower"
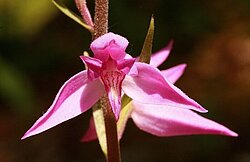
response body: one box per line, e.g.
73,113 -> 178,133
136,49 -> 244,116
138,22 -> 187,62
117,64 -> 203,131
22,32 -> 210,139
82,41 -> 237,142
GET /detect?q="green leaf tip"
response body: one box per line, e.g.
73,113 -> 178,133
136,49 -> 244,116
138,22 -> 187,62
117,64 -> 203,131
139,16 -> 154,64
118,95 -> 133,136
52,0 -> 93,32
121,95 -> 132,108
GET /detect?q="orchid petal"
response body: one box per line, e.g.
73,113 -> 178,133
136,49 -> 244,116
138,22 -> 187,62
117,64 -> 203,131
91,32 -> 129,61
80,79 -> 105,109
80,56 -> 102,70
81,117 -> 97,142
21,71 -> 104,139
162,64 -> 187,84
122,62 -> 207,113
107,89 -> 122,120
101,71 -> 125,119
117,58 -> 136,74
150,40 -> 173,67
108,40 -> 127,60
80,56 -> 102,79
131,102 -> 238,137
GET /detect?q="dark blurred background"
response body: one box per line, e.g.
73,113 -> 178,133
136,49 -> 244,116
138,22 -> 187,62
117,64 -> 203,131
0,0 -> 250,161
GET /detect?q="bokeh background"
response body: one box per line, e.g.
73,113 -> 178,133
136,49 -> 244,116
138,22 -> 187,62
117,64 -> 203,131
0,0 -> 250,161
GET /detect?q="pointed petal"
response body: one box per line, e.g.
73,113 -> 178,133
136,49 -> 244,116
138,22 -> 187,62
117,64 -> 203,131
91,32 -> 129,61
161,64 -> 187,84
117,58 -> 136,74
150,40 -> 173,67
131,102 -> 238,137
122,62 -> 207,113
81,117 -> 97,142
22,71 -> 104,139
80,56 -> 102,79
80,56 -> 102,70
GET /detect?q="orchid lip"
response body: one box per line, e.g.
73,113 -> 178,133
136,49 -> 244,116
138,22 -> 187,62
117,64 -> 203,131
101,70 -> 125,119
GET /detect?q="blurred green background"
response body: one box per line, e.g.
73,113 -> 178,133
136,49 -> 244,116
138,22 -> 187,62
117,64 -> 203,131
0,0 -> 250,161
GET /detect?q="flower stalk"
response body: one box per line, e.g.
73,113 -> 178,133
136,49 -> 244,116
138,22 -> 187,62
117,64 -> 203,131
100,94 -> 121,162
93,0 -> 121,162
93,0 -> 109,39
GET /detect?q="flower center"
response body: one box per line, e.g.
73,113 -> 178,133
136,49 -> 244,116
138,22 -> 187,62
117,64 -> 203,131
100,71 -> 125,94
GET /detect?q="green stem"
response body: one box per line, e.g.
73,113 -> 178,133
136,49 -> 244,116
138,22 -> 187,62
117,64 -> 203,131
93,0 -> 121,162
